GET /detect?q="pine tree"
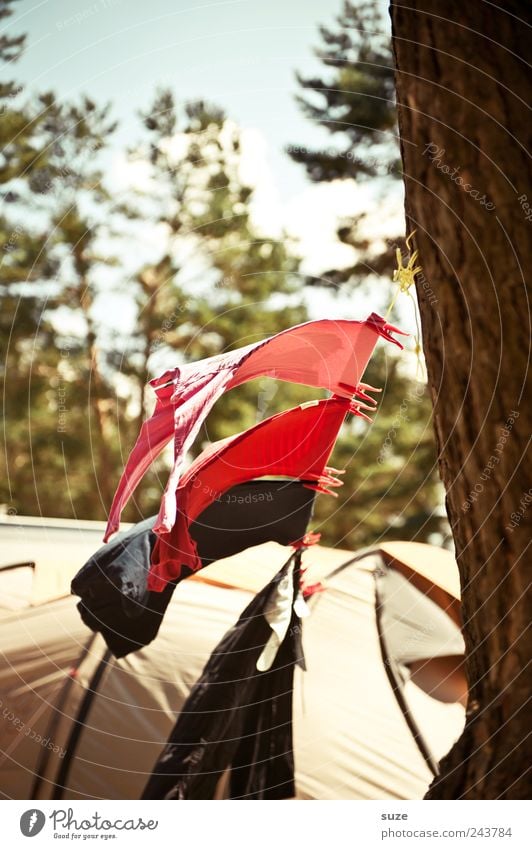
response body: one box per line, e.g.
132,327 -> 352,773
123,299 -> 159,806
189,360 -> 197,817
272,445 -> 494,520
113,90 -> 311,519
0,1 -> 129,518
289,0 -> 400,289
1,50 -> 310,520
314,349 -> 446,548
290,0 -> 447,546
0,1 -> 69,516
39,96 -> 131,517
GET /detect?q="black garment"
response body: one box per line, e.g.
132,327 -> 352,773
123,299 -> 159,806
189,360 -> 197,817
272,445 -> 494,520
189,479 -> 316,564
72,481 -> 315,658
71,516 -> 181,658
142,552 -> 305,800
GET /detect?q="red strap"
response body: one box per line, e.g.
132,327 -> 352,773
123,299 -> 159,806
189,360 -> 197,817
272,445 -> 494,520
290,531 -> 321,550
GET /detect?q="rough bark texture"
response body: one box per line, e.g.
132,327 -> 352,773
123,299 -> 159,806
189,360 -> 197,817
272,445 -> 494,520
390,1 -> 531,799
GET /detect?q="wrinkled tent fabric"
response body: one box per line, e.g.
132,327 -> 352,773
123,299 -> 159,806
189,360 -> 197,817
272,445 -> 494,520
142,553 -> 304,800
149,396 -> 350,589
378,568 -> 464,666
104,314 -> 405,541
71,481 -> 315,658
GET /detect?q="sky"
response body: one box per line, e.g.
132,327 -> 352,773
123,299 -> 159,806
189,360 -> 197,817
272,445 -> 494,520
8,0 -> 406,322
13,0 -> 339,194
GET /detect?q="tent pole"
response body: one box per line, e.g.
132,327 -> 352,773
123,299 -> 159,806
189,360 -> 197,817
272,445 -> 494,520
373,567 -> 440,777
51,647 -> 112,800
30,633 -> 98,799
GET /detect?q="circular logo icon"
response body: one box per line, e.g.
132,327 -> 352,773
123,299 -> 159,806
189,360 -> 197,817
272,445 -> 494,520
20,810 -> 46,837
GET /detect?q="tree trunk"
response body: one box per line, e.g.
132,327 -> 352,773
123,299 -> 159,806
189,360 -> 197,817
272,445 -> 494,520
390,1 -> 531,799
80,293 -> 116,514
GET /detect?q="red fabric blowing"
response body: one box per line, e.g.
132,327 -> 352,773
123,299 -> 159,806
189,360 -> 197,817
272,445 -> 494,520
148,397 -> 351,590
104,313 -> 405,542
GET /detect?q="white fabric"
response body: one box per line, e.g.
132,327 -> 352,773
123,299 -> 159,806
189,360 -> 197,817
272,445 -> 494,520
257,563 -> 295,672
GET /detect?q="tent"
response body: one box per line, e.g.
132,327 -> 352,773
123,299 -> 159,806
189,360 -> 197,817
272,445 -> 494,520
0,521 -> 466,800
0,514 -> 117,610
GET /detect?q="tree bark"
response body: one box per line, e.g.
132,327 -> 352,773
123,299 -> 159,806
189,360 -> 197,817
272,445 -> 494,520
390,1 -> 531,798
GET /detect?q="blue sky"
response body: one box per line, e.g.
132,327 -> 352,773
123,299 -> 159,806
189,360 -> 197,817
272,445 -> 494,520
8,0 -> 405,321
12,0 -> 347,200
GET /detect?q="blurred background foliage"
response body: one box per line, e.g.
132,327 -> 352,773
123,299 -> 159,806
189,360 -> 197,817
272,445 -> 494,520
0,0 -> 449,548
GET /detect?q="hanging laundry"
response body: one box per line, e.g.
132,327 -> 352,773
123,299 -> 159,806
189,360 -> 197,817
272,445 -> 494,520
142,550 -> 305,800
149,396 -> 353,590
104,313 -> 405,541
71,480 -> 315,658
71,394 -> 352,654
71,515 -> 172,658
75,314 -> 405,655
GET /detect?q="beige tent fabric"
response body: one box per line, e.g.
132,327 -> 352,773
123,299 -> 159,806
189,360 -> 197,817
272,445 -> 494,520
192,539 -> 347,593
292,553 -> 460,800
0,515 -> 120,606
0,542 -> 465,801
0,515 -> 460,609
0,598 -> 105,798
380,541 -> 460,600
0,566 -> 34,611
380,543 -> 461,628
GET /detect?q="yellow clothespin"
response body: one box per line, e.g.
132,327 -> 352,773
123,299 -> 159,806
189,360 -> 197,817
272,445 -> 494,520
386,230 -> 424,377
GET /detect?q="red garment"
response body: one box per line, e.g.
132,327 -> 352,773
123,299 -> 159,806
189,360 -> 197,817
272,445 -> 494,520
104,313 -> 404,542
148,396 -> 354,591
